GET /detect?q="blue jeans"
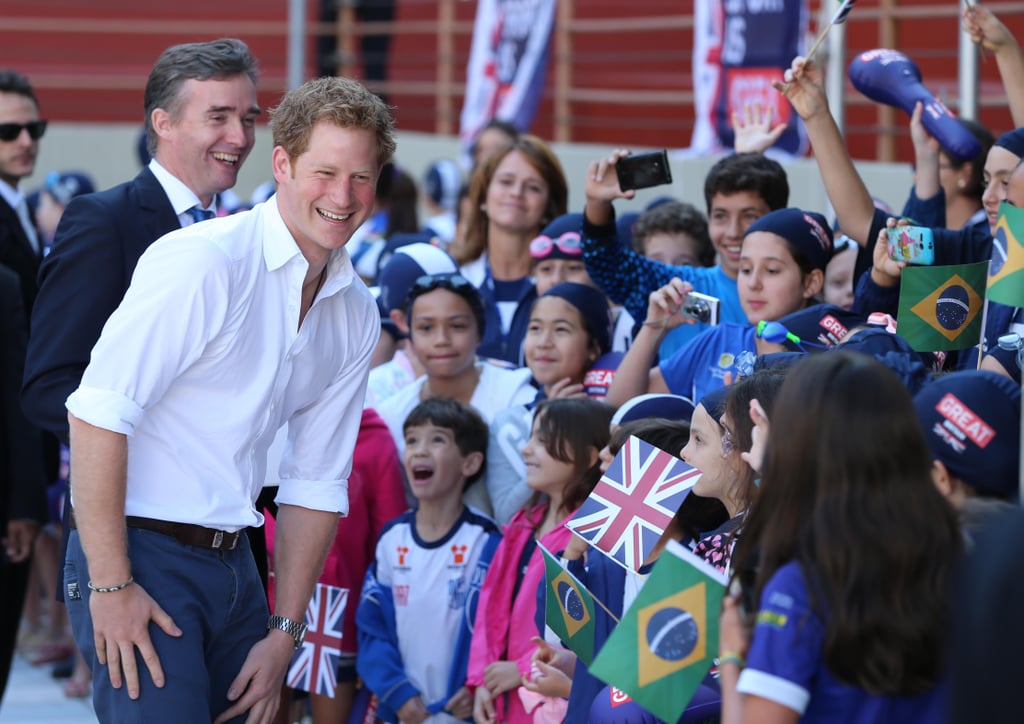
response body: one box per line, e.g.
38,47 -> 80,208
65,526 -> 269,723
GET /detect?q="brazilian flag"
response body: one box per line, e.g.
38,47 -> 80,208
896,260 -> 988,351
540,545 -> 597,665
988,202 -> 1024,307
589,541 -> 726,723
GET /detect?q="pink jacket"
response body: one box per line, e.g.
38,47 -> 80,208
467,504 -> 573,723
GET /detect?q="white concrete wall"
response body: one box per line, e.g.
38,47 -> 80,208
27,124 -> 914,221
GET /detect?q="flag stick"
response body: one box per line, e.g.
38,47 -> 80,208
803,22 -> 835,65
976,297 -> 990,370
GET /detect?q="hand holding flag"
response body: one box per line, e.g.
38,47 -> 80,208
566,436 -> 701,573
589,541 -> 728,723
805,0 -> 856,64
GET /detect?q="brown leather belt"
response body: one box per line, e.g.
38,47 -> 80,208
70,513 -> 242,551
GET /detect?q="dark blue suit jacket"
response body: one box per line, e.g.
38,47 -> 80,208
0,195 -> 41,314
22,168 -> 180,443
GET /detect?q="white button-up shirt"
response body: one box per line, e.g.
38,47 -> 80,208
66,196 -> 379,529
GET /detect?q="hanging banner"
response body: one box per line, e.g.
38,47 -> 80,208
688,0 -> 810,157
459,0 -> 557,151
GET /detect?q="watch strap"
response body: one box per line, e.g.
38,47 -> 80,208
267,614 -> 307,649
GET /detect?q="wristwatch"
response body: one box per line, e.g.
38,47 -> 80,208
268,615 -> 308,649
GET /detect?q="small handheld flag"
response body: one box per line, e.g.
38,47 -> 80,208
804,0 -> 857,64
287,584 -> 347,697
539,545 -> 599,665
566,436 -> 701,573
988,202 -> 1024,308
589,541 -> 727,723
896,261 -> 988,352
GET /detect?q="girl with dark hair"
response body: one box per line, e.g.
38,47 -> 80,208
606,207 -> 831,406
468,398 -> 612,724
719,352 -> 961,723
688,368 -> 788,574
485,281 -> 615,524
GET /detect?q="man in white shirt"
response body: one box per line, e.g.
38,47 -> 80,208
63,76 -> 394,724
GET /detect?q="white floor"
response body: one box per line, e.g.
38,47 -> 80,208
0,653 -> 97,724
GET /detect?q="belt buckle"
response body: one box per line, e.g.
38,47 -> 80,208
212,530 -> 224,549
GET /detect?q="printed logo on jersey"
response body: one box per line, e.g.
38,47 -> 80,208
448,576 -> 469,610
396,545 -> 410,568
395,584 -> 410,607
451,544 -> 468,566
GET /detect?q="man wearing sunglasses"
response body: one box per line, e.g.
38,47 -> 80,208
0,68 -> 50,704
0,70 -> 46,314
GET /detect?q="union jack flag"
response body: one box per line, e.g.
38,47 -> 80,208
831,0 -> 855,25
287,584 -> 347,697
567,436 -> 701,572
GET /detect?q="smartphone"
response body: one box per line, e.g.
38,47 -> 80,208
680,291 -> 720,326
886,226 -> 935,265
616,150 -> 673,191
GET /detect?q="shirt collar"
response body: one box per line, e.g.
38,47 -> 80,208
148,159 -> 214,216
0,178 -> 23,210
260,194 -> 358,297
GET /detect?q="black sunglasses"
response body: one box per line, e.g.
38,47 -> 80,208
411,273 -> 473,293
0,120 -> 47,142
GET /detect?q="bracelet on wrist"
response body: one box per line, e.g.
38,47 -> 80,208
88,575 -> 135,593
641,317 -> 669,330
719,651 -> 745,669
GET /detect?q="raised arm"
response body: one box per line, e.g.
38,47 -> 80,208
964,4 -> 1024,127
775,57 -> 877,247
603,279 -> 689,408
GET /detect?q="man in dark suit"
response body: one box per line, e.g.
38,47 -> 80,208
20,40 -> 264,599
0,70 -> 45,314
0,265 -> 47,701
0,68 -> 48,703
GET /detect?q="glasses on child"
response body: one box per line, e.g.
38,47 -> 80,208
411,273 -> 474,294
755,320 -> 826,353
0,120 -> 48,142
529,232 -> 583,259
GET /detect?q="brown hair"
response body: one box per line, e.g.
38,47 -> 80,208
451,134 -> 568,265
732,353 -> 960,695
269,76 -> 396,166
528,398 -> 612,516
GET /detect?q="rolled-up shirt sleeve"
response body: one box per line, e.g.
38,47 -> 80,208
65,234 -> 231,434
275,286 -> 380,516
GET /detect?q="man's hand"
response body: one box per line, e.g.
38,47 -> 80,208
90,582 -> 182,700
473,685 -> 496,724
3,519 -> 39,562
397,694 -> 430,724
445,686 -> 474,720
214,632 -> 294,724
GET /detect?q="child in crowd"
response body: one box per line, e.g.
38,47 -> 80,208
691,368 -> 787,574
376,271 -> 534,461
720,353 -> 961,723
530,213 -> 634,353
914,370 -> 1021,537
581,151 -> 788,357
607,208 -> 830,404
631,199 -> 715,269
365,243 -> 459,408
357,398 -> 501,724
485,281 -> 613,525
468,398 -> 612,724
